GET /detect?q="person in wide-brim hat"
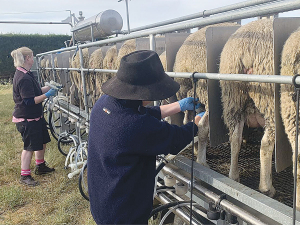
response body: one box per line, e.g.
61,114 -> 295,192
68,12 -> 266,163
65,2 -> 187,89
102,50 -> 180,100
88,50 -> 204,225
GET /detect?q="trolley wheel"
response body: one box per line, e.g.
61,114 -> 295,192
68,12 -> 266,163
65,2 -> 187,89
42,98 -> 50,128
48,110 -> 62,141
79,162 -> 89,201
57,135 -> 74,156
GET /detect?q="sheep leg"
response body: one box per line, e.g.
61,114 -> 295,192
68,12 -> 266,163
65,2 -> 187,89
259,129 -> 275,197
184,110 -> 194,125
70,83 -> 76,105
229,119 -> 245,182
196,111 -> 210,167
290,136 -> 300,210
297,160 -> 300,211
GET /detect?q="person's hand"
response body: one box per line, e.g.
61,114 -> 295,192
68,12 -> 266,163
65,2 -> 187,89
178,97 -> 201,111
45,88 -> 57,98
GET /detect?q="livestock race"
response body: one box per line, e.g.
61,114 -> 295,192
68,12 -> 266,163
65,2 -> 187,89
2,0 -> 300,224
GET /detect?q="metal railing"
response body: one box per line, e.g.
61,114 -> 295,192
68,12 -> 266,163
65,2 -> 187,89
37,1 -> 300,224
37,0 -> 300,56
127,0 -> 275,33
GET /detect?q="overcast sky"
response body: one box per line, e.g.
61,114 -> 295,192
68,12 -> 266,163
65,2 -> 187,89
0,0 -> 300,35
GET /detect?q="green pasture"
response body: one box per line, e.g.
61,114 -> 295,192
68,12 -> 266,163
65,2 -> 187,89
0,84 -> 95,225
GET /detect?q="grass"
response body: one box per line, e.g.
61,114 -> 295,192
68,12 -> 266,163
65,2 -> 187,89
0,85 -> 96,225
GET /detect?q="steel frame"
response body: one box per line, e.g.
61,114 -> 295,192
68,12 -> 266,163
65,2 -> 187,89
36,1 -> 300,224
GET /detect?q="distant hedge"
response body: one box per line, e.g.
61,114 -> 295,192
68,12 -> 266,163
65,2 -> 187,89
0,34 -> 71,78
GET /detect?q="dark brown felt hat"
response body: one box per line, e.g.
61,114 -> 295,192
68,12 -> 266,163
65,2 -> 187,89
101,50 -> 179,100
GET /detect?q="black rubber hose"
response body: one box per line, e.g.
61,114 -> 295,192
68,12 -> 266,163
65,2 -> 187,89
156,186 -> 175,191
149,201 -> 190,219
78,162 -> 89,201
155,161 -> 166,176
57,135 -> 73,156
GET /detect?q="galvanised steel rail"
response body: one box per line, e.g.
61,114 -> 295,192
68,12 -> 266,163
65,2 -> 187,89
0,21 -> 71,25
37,0 -> 300,113
155,192 -> 203,225
44,67 -> 300,86
36,0 -> 300,56
37,2 -> 300,224
161,159 -> 288,225
42,68 -> 300,224
127,0 -> 274,33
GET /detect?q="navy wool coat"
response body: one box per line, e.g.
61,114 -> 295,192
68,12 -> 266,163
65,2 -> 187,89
88,95 -> 198,224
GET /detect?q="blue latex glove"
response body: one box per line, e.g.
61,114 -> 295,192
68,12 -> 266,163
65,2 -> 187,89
196,111 -> 205,118
178,97 -> 201,111
45,88 -> 57,98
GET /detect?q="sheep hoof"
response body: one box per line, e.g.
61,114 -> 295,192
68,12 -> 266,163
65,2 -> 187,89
232,177 -> 240,183
260,186 -> 276,198
229,173 -> 240,182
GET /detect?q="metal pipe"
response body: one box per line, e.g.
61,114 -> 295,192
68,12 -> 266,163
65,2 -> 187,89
71,32 -> 75,46
293,86 -> 300,225
125,0 -> 130,34
0,20 -> 71,25
44,67 -> 118,74
53,103 -> 80,120
162,163 -> 268,225
78,48 -> 89,113
155,192 -> 203,225
36,56 -> 42,84
149,34 -> 156,51
156,183 -> 209,221
91,25 -> 94,42
50,53 -> 56,82
129,0 -> 274,33
149,33 -> 160,107
68,10 -> 73,27
42,67 -> 300,86
170,71 -> 299,85
37,0 -> 300,56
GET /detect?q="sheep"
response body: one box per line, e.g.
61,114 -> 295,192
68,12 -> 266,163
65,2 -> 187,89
68,55 -> 79,106
53,56 -> 62,85
172,23 -> 237,166
219,18 -> 275,197
40,57 -> 51,83
39,58 -> 47,84
84,45 -> 119,107
68,45 -> 119,108
57,51 -> 74,96
280,27 -> 300,210
102,45 -> 118,84
71,48 -> 90,108
159,51 -> 167,71
114,39 -> 136,69
174,23 -> 237,102
88,48 -> 104,106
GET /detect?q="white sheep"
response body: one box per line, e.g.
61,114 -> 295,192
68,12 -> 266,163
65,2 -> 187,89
219,18 -> 275,197
71,48 -> 89,108
280,27 -> 300,210
173,23 -> 236,165
114,39 -> 136,69
88,48 -> 104,105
